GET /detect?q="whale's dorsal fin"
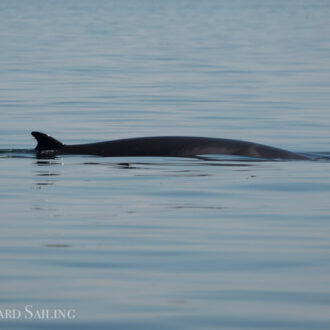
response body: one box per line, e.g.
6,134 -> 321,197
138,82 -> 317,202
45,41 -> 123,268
31,131 -> 63,151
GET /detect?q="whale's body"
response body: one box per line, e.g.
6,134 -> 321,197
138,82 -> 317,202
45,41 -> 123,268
31,131 -> 308,160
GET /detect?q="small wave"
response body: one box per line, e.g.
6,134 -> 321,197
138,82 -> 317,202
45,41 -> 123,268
302,152 -> 330,161
198,152 -> 330,162
1,149 -> 330,162
0,149 -> 35,159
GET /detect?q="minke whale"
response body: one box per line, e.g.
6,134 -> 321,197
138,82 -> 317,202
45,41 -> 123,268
31,131 -> 308,160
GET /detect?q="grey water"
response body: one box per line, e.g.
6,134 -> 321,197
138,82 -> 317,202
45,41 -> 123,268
1,0 -> 330,329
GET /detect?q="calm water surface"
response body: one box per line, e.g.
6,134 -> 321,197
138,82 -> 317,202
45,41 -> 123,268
1,1 -> 330,329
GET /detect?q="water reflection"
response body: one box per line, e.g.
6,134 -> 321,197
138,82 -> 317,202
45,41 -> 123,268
35,160 -> 63,166
44,244 -> 71,248
166,203 -> 225,210
33,160 -> 63,187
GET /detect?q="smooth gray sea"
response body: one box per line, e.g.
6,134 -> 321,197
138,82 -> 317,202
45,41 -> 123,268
1,0 -> 330,329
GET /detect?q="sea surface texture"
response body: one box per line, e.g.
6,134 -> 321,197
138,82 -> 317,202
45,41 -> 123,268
1,0 -> 330,329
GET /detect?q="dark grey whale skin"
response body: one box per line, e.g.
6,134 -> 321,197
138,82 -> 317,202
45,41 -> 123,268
31,131 -> 308,160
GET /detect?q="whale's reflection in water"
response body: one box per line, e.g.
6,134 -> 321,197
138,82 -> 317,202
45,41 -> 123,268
34,160 -> 63,187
